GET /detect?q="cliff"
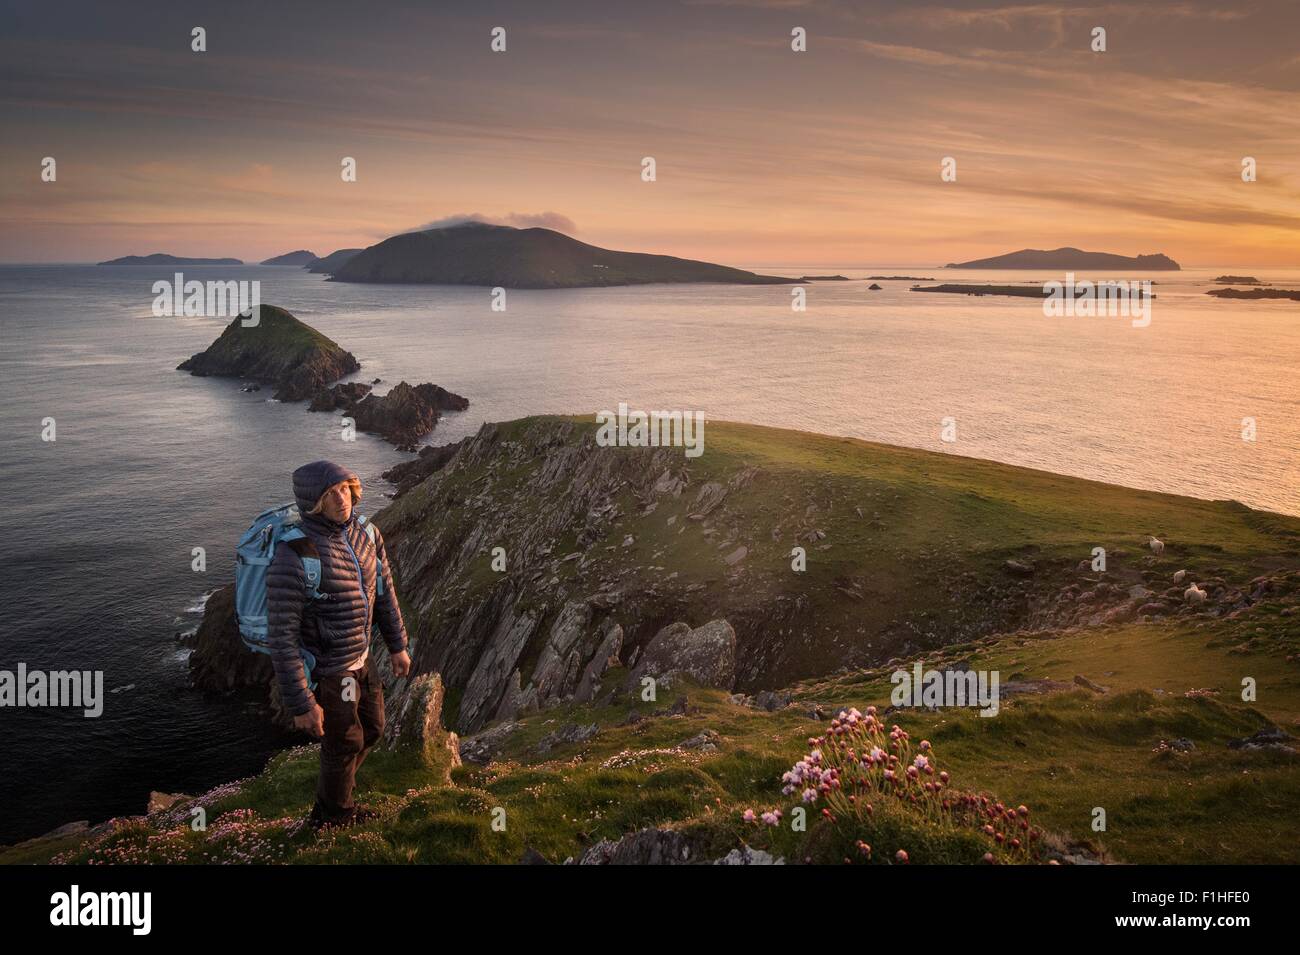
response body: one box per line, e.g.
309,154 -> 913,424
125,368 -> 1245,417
11,416 -> 1300,865
331,222 -> 796,288
177,304 -> 360,401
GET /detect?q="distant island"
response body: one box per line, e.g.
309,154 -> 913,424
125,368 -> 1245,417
866,275 -> 936,281
946,248 -> 1180,271
913,283 -> 1153,300
306,248 -> 364,274
99,253 -> 242,266
331,222 -> 796,288
1206,287 -> 1300,301
798,274 -> 850,281
1213,275 -> 1265,285
260,250 -> 317,266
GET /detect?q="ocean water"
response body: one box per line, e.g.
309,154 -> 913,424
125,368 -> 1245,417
1,263 -> 1298,842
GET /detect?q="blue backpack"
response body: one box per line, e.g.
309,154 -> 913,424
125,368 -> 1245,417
235,503 -> 382,690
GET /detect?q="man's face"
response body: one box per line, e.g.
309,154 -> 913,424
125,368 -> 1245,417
320,480 -> 353,523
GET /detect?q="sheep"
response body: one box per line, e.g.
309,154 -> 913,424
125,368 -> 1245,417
1148,537 -> 1165,557
1184,583 -> 1207,605
1173,569 -> 1187,583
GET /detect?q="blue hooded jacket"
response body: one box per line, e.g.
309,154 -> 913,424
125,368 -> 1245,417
266,460 -> 408,716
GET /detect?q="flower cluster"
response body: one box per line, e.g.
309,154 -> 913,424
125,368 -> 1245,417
747,706 -> 1043,862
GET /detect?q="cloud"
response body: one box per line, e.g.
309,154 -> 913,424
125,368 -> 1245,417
399,211 -> 578,235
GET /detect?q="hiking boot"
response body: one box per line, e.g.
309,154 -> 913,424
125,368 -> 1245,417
309,804 -> 355,832
350,805 -> 379,826
309,804 -> 377,832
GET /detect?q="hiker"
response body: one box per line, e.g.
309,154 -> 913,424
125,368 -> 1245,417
266,460 -> 412,830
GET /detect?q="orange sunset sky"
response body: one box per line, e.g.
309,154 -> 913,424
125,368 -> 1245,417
2,0 -> 1298,267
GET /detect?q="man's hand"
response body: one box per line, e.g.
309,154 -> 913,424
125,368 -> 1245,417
391,650 -> 412,678
293,702 -> 325,738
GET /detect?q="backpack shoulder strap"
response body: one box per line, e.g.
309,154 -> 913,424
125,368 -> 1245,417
285,537 -> 323,600
358,517 -> 385,596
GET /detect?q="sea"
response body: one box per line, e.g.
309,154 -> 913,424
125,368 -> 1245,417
1,262 -> 1298,843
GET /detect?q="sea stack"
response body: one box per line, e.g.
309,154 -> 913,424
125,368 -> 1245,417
177,305 -> 360,401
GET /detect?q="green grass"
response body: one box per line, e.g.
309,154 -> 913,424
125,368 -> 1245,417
12,617 -> 1296,865
7,416 -> 1297,865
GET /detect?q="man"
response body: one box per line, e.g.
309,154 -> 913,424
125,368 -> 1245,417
267,460 -> 412,830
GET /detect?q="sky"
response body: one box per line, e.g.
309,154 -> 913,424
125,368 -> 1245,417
2,0 -> 1298,267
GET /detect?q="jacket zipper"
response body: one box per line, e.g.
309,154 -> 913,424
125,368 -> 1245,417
343,531 -> 371,630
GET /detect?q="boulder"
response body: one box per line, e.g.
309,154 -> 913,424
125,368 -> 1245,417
1003,559 -> 1035,577
383,672 -> 462,782
627,619 -> 737,692
533,722 -> 599,755
458,720 -> 521,765
308,381 -> 372,411
575,827 -> 695,865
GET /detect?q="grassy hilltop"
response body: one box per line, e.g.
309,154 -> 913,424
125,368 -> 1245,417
7,418 -> 1298,865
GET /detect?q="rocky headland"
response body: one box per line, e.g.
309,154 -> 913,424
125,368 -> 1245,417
14,415 -> 1300,865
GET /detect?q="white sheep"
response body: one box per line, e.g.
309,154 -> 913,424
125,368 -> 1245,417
1184,583 -> 1207,605
1173,569 -> 1187,583
1148,537 -> 1165,557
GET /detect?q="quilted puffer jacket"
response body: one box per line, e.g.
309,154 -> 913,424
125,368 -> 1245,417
267,460 -> 408,717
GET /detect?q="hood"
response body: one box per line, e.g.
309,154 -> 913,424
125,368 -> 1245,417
292,460 -> 359,518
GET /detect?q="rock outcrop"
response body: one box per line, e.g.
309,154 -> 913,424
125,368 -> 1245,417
185,583 -> 297,731
310,381 -> 469,449
381,438 -> 468,497
383,672 -> 461,782
177,304 -> 359,401
626,619 -> 736,692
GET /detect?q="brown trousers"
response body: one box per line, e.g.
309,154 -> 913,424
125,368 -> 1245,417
313,656 -> 384,821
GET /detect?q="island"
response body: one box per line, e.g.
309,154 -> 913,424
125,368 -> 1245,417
1206,287 -> 1300,301
912,283 -> 1152,300
177,305 -> 359,401
99,253 -> 243,266
330,222 -> 797,288
1213,275 -> 1266,285
946,248 -> 1180,271
866,275 -> 936,281
260,250 -> 318,266
310,381 -> 470,450
306,248 -> 364,274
